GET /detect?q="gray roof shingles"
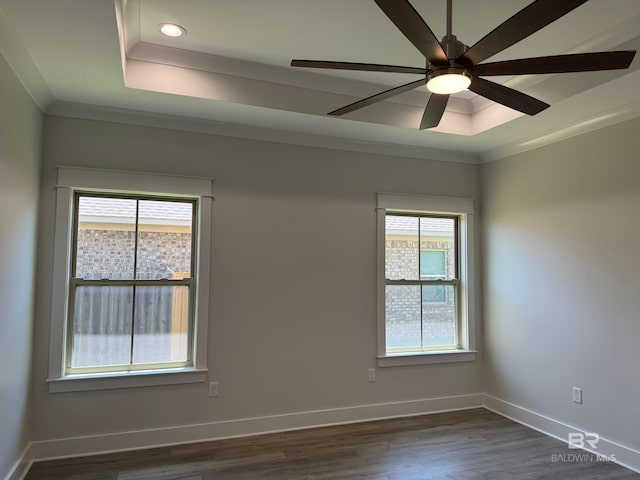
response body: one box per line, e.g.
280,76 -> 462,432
78,197 -> 193,221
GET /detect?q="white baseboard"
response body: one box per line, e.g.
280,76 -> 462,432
483,394 -> 640,474
30,393 -> 484,461
3,444 -> 32,480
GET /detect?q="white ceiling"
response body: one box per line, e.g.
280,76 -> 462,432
1,0 -> 640,163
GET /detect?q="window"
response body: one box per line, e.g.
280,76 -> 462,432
376,194 -> 476,366
385,214 -> 458,350
68,194 -> 195,373
48,167 -> 212,392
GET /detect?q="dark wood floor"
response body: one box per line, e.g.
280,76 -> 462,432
25,408 -> 639,479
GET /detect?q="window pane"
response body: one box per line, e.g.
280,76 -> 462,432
385,215 -> 419,280
420,251 -> 446,278
136,200 -> 193,280
385,285 -> 421,351
75,196 -> 136,280
419,217 -> 456,280
71,285 -> 133,367
132,285 -> 189,364
422,285 -> 457,347
422,284 -> 447,303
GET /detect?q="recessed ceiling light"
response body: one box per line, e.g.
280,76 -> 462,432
160,23 -> 186,38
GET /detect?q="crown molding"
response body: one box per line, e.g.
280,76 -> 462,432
46,101 -> 482,164
480,68 -> 640,163
0,5 -> 52,110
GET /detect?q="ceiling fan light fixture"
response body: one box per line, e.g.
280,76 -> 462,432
159,23 -> 186,38
426,68 -> 471,94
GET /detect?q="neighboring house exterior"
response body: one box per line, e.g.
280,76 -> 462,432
76,196 -> 193,280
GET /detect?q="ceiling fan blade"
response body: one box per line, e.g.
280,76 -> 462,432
420,94 -> 449,129
459,0 -> 589,67
469,77 -> 549,115
291,60 -> 426,74
374,0 -> 448,66
474,51 -> 636,76
328,78 -> 426,116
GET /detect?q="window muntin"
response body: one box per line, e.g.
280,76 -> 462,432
67,193 -> 196,374
384,214 -> 459,354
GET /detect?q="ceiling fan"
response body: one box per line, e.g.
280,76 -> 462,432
291,0 -> 636,129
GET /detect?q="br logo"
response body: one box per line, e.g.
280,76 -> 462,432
568,432 -> 600,449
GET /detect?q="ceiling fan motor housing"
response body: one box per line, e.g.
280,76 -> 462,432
428,35 -> 471,81
441,34 -> 467,62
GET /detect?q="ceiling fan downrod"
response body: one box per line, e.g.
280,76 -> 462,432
439,0 -> 467,63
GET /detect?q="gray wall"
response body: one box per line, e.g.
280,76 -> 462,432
31,115 -> 482,441
482,117 -> 640,450
0,54 -> 42,475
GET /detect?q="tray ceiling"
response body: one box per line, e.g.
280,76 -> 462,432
2,0 -> 640,162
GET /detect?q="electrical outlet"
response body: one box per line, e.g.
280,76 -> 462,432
572,387 -> 582,404
209,381 -> 219,397
368,368 -> 376,382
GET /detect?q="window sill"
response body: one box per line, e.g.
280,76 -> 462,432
47,367 -> 208,393
377,350 -> 477,367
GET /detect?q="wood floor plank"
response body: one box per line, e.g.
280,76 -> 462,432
24,409 -> 639,480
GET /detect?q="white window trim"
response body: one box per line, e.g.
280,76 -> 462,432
47,166 -> 213,392
376,193 -> 477,367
